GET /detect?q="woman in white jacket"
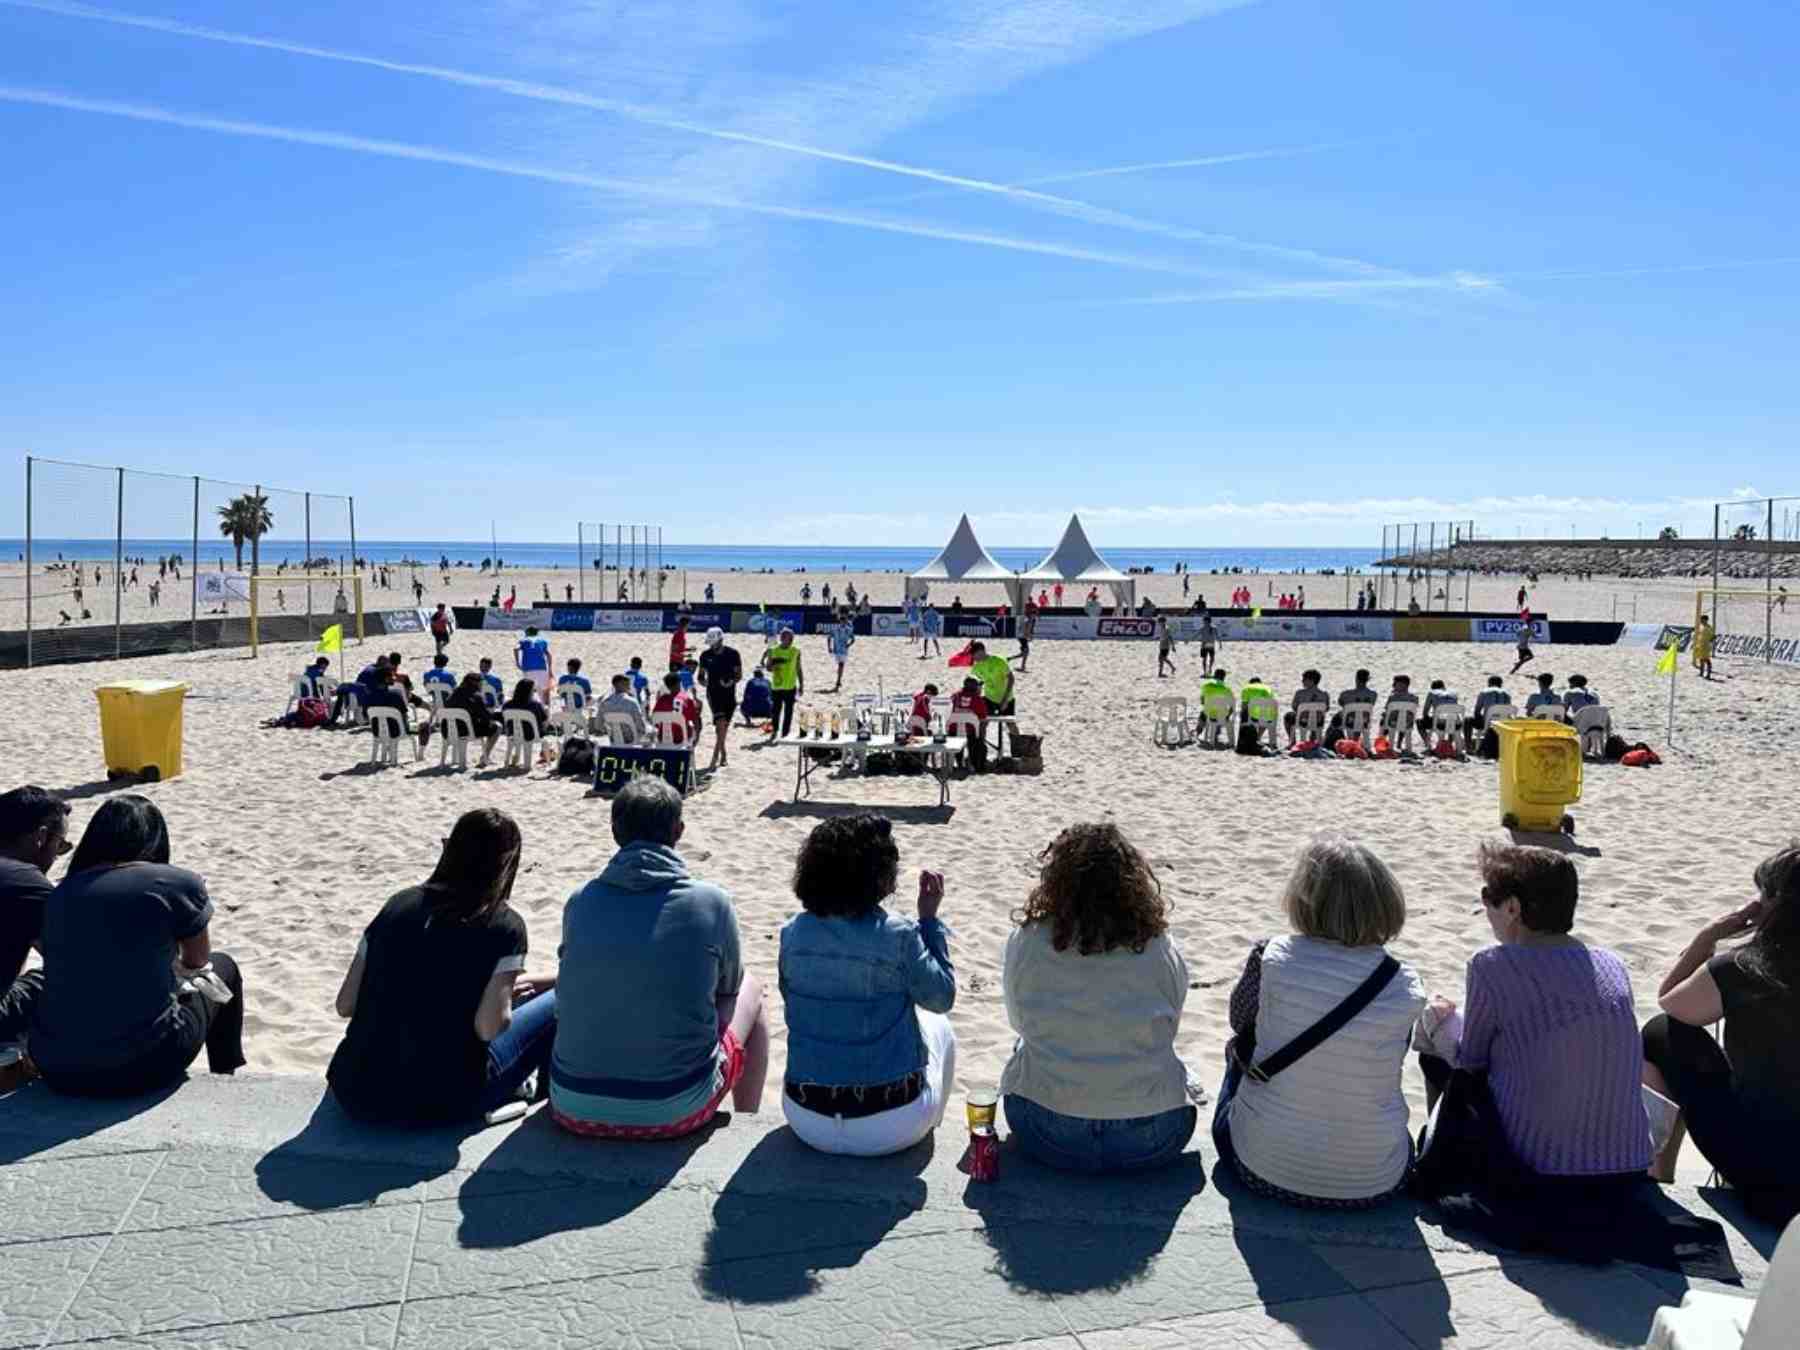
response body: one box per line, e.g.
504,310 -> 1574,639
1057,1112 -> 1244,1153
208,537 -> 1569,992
1213,836 -> 1426,1206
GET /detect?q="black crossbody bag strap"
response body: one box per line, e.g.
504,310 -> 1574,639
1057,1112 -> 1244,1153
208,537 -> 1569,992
1245,955 -> 1401,1084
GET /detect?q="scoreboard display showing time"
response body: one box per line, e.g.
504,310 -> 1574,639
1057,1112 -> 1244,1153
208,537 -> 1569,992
593,744 -> 692,795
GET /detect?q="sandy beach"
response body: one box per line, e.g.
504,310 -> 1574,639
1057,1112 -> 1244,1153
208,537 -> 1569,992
4,565 -> 1796,1124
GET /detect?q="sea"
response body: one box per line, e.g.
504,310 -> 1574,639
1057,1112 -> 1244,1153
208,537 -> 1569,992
4,539 -> 1383,575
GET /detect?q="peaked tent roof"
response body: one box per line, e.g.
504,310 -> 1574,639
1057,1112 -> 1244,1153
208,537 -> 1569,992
910,514 -> 1015,582
1019,514 -> 1130,582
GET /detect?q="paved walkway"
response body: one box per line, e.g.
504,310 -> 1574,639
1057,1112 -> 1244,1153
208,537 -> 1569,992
0,1075 -> 1777,1349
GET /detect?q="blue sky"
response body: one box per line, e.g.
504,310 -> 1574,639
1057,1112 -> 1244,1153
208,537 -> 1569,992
2,0 -> 1798,547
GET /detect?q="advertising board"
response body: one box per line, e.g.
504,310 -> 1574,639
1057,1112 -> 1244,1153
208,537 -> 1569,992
484,607 -> 550,632
1096,617 -> 1157,639
1471,618 -> 1550,643
1315,617 -> 1394,642
1393,616 -> 1470,643
381,608 -> 424,634
871,611 -> 911,637
594,609 -> 663,633
1617,623 -> 1664,648
1031,615 -> 1099,639
1714,633 -> 1800,665
669,610 -> 730,633
551,608 -> 597,632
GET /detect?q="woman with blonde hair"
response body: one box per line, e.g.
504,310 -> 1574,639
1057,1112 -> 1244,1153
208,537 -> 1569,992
999,823 -> 1196,1173
1214,836 -> 1425,1206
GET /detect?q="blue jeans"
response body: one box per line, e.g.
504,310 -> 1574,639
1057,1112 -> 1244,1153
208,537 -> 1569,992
1004,1094 -> 1196,1174
1212,1050 -> 1243,1167
478,991 -> 557,1115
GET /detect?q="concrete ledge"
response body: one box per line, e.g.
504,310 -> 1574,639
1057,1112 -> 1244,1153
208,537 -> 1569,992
0,1074 -> 1780,1350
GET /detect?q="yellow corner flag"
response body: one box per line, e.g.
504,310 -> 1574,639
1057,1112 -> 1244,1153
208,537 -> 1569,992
317,624 -> 343,655
1655,640 -> 1677,676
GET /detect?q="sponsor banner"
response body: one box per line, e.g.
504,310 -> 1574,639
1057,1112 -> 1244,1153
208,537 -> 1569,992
871,611 -> 911,637
1656,625 -> 1694,652
382,608 -> 424,634
945,615 -> 1003,638
1165,615 -> 1317,641
668,609 -> 730,634
594,609 -> 663,633
1618,623 -> 1664,648
551,607 -> 597,632
199,572 -> 250,603
451,606 -> 487,631
1471,618 -> 1550,644
747,610 -> 803,635
1097,617 -> 1157,639
1714,632 -> 1800,665
484,607 -> 551,632
1394,616 -> 1470,643
1032,615 -> 1098,640
1316,616 -> 1394,642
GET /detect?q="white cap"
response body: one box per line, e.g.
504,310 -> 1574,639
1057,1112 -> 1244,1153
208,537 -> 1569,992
705,626 -> 724,646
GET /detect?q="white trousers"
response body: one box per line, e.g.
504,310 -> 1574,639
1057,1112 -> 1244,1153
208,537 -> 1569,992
784,1009 -> 957,1157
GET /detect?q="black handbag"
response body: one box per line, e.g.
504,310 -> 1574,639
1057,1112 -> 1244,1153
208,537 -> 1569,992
1232,955 -> 1401,1083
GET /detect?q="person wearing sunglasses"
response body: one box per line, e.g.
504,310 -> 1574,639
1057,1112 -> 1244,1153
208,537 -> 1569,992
0,785 -> 72,1045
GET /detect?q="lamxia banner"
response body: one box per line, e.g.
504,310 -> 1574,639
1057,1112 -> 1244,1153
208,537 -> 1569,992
594,609 -> 663,632
1471,618 -> 1550,643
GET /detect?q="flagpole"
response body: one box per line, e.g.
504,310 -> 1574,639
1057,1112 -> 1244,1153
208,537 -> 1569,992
1667,658 -> 1677,745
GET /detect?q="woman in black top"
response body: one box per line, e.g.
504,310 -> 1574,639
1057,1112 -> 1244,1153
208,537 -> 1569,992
328,809 -> 557,1124
1643,844 -> 1800,1223
419,673 -> 500,763
30,796 -> 246,1096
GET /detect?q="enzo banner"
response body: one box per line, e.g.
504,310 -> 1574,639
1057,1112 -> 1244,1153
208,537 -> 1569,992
1096,617 -> 1157,639
594,609 -> 664,633
1471,618 -> 1550,643
1393,616 -> 1469,643
484,607 -> 551,632
551,607 -> 598,632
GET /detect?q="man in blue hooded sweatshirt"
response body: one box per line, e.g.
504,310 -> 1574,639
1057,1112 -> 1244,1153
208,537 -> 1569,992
549,777 -> 769,1137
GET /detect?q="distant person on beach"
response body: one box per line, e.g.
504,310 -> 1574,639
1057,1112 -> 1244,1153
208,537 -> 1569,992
1156,617 -> 1176,677
1510,613 -> 1536,674
826,613 -> 855,693
1012,608 -> 1035,671
327,808 -> 554,1125
28,796 -> 245,1096
0,786 -> 70,1046
780,814 -> 956,1156
919,603 -> 943,659
549,778 -> 770,1139
627,656 -> 650,708
697,627 -> 742,771
430,604 -> 453,654
668,614 -> 692,672
1198,615 -> 1218,670
515,626 -> 552,696
1693,615 -> 1716,678
1642,844 -> 1800,1225
1214,837 -> 1424,1207
763,627 -> 803,740
1000,824 -> 1196,1173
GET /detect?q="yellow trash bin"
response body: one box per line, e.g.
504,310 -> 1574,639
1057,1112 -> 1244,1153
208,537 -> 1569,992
95,680 -> 190,782
1496,718 -> 1582,833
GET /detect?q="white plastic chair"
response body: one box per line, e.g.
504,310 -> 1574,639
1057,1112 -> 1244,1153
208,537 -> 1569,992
554,690 -> 591,739
1293,703 -> 1328,744
366,707 -> 406,767
1530,703 -> 1566,722
1646,1215 -> 1797,1350
1382,699 -> 1419,753
1243,696 -> 1280,749
946,709 -> 982,761
652,710 -> 688,746
284,674 -> 316,715
602,711 -> 641,746
425,683 -> 452,714
1574,705 -> 1612,757
436,708 -> 475,770
1430,701 -> 1466,749
1481,701 -> 1518,730
1200,692 -> 1235,748
502,710 -> 540,769
1341,704 -> 1373,748
480,683 -> 503,712
1152,697 -> 1191,748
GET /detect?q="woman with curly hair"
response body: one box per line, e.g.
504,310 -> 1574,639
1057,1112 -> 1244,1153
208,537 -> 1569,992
780,813 -> 956,1156
999,822 -> 1197,1173
1642,844 -> 1800,1224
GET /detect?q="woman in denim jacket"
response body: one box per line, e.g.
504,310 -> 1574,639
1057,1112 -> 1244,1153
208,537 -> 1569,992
780,814 -> 957,1156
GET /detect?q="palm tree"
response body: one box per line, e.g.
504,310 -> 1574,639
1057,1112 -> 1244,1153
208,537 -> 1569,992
217,493 -> 275,573
1658,525 -> 1679,541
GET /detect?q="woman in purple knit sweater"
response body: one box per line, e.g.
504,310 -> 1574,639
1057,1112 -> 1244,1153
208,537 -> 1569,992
1420,842 -> 1651,1178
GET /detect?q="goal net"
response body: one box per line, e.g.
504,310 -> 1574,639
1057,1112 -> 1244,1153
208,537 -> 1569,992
247,574 -> 364,655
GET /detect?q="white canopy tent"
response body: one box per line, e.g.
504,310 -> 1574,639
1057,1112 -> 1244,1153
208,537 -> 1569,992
906,515 -> 1024,609
1019,514 -> 1136,612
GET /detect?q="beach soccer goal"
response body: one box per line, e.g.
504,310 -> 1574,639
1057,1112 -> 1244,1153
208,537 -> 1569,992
247,574 -> 363,657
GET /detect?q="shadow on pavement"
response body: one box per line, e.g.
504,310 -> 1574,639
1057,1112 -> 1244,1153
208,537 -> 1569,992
256,1090 -> 467,1209
0,1079 -> 182,1163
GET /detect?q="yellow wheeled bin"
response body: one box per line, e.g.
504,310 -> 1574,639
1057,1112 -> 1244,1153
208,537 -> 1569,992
1496,718 -> 1582,833
95,680 -> 190,782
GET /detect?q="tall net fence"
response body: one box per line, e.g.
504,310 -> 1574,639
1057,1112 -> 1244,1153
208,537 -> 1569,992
1708,495 -> 1800,653
578,522 -> 666,602
1376,521 -> 1479,611
5,456 -> 359,667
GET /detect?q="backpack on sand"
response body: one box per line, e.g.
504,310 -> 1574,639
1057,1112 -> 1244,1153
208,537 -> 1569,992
557,737 -> 597,777
295,697 -> 329,729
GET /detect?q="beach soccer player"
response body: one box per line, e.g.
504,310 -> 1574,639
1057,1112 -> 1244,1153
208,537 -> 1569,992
826,613 -> 855,693
1693,614 -> 1716,679
920,604 -> 943,659
763,627 -> 803,740
516,626 -> 552,696
1510,611 -> 1536,675
697,627 -> 743,771
429,603 -> 453,656
1157,618 -> 1176,678
669,614 -> 692,672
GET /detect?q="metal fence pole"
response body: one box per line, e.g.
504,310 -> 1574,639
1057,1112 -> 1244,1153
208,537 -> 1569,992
1711,504 -> 1720,630
1768,497 -> 1776,661
349,496 -> 359,582
23,456 -> 32,668
305,491 -> 313,632
577,526 -> 585,604
1427,522 -> 1436,609
191,477 -> 200,651
114,467 -> 124,659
